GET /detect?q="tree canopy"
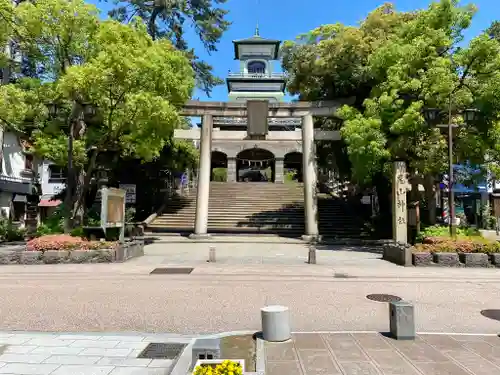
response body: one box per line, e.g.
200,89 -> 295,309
108,0 -> 231,95
0,0 -> 197,227
282,0 -> 500,186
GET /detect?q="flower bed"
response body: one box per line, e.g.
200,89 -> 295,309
193,359 -> 244,375
411,236 -> 500,267
0,234 -> 144,265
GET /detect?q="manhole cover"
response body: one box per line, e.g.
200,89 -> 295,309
366,294 -> 402,303
138,343 -> 187,359
480,309 -> 500,321
150,268 -> 194,275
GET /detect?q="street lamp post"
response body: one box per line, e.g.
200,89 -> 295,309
423,105 -> 480,238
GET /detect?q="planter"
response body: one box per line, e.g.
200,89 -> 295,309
433,252 -> 461,267
0,240 -> 144,265
412,252 -> 433,266
459,253 -> 489,267
192,359 -> 245,375
489,253 -> 500,267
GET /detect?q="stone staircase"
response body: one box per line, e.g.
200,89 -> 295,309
148,182 -> 370,238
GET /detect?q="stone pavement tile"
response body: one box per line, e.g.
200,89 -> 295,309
43,355 -> 102,365
351,333 -> 392,350
266,361 -> 302,375
31,346 -> 85,355
26,338 -> 75,347
449,335 -> 490,343
96,358 -> 152,367
296,349 -> 341,375
419,335 -> 465,351
479,335 -> 500,346
98,337 -> 146,343
3,345 -> 37,354
148,359 -> 173,368
322,333 -> 370,362
70,340 -> 120,349
386,341 -> 450,362
128,350 -> 143,358
80,348 -> 132,357
337,362 -> 380,375
462,341 -> 500,366
0,354 -> 50,364
0,337 -> 32,345
292,334 -> 327,350
50,365 -> 115,375
444,348 -> 500,375
413,361 -> 472,375
108,367 -> 168,375
115,342 -> 149,350
57,335 -> 104,341
0,363 -> 59,374
265,341 -> 298,361
366,349 -> 421,375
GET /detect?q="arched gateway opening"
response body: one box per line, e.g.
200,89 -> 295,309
211,151 -> 228,181
236,148 -> 275,182
284,152 -> 303,182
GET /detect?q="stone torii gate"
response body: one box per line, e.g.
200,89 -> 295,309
175,99 -> 353,240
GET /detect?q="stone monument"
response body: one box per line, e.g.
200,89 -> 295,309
392,161 -> 410,244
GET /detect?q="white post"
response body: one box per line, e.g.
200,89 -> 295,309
301,114 -> 319,241
190,114 -> 213,239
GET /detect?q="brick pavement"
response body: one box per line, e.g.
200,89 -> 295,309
265,332 -> 500,375
0,332 -> 192,375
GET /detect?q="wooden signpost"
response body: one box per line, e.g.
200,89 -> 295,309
100,187 -> 126,243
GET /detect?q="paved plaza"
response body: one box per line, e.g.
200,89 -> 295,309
0,237 -> 500,374
0,332 -> 190,375
0,331 -> 500,375
265,332 -> 500,375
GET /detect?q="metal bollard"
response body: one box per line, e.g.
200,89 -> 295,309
209,246 -> 216,263
308,244 -> 316,264
389,300 -> 415,340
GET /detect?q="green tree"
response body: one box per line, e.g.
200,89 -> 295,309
108,0 -> 230,95
282,1 -> 500,225
0,0 -> 195,230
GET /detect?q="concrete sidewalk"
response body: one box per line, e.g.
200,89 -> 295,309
0,331 -> 499,375
265,332 -> 500,375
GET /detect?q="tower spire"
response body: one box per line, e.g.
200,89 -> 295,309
254,0 -> 260,36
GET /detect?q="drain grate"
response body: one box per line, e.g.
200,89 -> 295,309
150,268 -> 194,275
138,343 -> 187,359
366,294 -> 402,303
480,309 -> 500,321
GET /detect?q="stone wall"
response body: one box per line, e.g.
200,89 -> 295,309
0,240 -> 144,265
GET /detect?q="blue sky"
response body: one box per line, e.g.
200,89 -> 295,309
91,0 -> 499,102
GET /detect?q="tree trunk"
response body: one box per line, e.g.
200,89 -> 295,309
72,150 -> 98,227
424,174 -> 437,225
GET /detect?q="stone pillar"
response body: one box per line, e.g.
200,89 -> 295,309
275,158 -> 284,183
190,114 -> 213,239
301,114 -> 319,240
227,157 -> 237,182
392,161 -> 410,244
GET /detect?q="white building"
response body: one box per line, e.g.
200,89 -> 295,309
0,131 -> 38,222
37,160 -> 65,218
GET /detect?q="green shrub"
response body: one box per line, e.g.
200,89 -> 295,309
212,168 -> 227,182
70,226 -> 85,238
0,219 -> 25,242
416,225 -> 481,243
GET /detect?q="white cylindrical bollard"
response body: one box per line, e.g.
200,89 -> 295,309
261,305 -> 291,342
